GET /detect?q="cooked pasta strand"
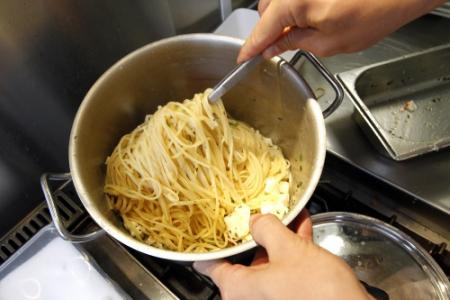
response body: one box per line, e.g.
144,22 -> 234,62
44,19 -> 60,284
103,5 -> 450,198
105,89 -> 290,252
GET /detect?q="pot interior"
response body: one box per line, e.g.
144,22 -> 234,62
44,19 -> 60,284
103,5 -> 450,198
69,34 -> 325,259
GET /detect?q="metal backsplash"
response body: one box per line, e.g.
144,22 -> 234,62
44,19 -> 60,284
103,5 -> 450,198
0,0 -> 252,237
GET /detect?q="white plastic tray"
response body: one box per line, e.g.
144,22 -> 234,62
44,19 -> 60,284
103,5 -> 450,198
0,225 -> 130,300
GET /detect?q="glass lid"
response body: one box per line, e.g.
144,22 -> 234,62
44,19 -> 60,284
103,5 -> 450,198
312,212 -> 450,300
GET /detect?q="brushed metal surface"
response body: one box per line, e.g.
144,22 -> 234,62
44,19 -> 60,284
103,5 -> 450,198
338,44 -> 450,160
0,0 -> 225,238
319,16 -> 450,215
69,34 -> 327,261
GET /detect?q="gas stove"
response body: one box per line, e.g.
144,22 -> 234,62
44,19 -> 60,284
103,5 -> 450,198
1,1 -> 450,298
1,154 -> 448,300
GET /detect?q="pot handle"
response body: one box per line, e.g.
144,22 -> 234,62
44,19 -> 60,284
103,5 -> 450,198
289,50 -> 344,118
360,280 -> 390,300
40,173 -> 105,243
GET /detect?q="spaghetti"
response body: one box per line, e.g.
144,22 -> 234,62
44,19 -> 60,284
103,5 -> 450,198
105,89 -> 291,252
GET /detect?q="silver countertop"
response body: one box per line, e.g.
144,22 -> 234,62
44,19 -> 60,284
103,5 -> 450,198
216,10 -> 450,215
321,16 -> 450,215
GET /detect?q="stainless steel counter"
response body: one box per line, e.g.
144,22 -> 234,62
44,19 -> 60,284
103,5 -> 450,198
217,10 -> 450,215
321,16 -> 450,215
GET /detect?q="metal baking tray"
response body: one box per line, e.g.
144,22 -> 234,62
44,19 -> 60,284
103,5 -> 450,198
338,44 -> 450,161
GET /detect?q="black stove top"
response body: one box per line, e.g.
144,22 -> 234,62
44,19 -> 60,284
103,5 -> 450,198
124,154 -> 450,300
1,154 -> 448,300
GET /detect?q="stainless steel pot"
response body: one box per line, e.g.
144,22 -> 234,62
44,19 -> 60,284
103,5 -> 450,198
41,34 -> 343,261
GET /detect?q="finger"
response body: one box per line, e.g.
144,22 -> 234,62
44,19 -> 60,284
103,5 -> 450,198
250,247 -> 269,266
250,214 -> 297,260
258,0 -> 271,15
193,260 -> 253,299
262,27 -> 341,58
291,209 -> 313,240
193,259 -> 246,287
193,259 -> 231,286
237,1 -> 292,63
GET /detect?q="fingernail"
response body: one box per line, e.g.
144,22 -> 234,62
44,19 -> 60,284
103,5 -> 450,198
237,38 -> 250,63
262,45 -> 279,59
193,260 -> 214,274
236,53 -> 245,64
193,261 -> 204,273
250,213 -> 263,226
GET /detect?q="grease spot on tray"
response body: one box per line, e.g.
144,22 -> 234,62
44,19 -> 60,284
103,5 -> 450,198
368,80 -> 450,147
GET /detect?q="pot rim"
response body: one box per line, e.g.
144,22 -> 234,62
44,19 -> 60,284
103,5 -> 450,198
69,33 -> 326,261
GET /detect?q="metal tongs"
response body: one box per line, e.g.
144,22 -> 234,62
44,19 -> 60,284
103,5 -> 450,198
208,55 -> 263,103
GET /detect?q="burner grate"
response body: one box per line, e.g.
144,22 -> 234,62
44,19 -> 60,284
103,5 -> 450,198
130,251 -> 220,300
0,186 -> 86,264
2,157 -> 448,299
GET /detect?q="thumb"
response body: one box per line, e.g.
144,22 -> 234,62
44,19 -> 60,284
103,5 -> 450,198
250,214 -> 298,260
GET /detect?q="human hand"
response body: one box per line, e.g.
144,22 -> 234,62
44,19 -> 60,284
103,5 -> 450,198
237,0 -> 446,62
193,211 -> 373,300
